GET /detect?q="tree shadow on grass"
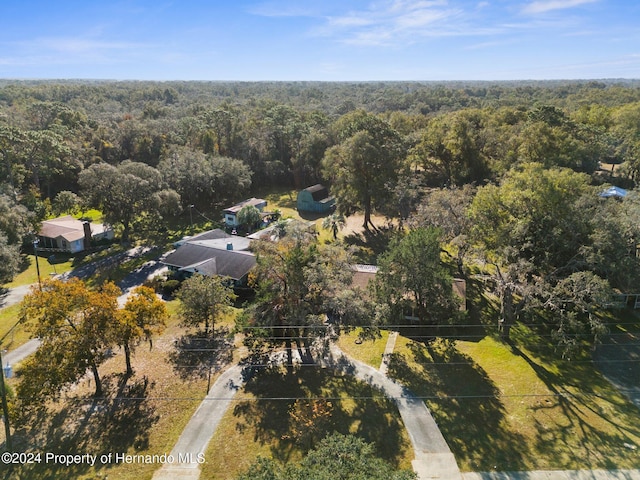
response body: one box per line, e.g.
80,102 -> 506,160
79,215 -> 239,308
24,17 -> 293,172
463,276 -> 501,339
343,226 -> 398,264
6,374 -> 159,480
14,254 -> 33,276
168,327 -> 234,380
508,340 -> 640,470
232,365 -> 411,468
387,339 -> 529,472
594,328 -> 640,395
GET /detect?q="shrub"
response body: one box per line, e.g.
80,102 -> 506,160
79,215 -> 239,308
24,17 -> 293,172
161,279 -> 181,298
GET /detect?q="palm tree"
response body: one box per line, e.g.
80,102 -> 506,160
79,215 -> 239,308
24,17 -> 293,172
322,213 -> 346,240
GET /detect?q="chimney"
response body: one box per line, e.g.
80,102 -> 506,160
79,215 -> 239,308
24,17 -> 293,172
82,221 -> 92,251
226,242 -> 233,251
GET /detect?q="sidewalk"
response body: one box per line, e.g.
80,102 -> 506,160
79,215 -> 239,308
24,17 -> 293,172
152,365 -> 245,480
463,470 -> 640,479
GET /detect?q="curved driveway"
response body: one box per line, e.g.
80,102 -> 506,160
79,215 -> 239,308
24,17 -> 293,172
153,345 -> 462,480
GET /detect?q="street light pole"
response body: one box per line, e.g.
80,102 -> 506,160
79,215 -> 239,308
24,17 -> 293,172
189,205 -> 194,233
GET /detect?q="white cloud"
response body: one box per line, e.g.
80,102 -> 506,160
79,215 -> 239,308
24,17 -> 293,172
254,0 -> 604,48
316,0 -> 470,46
1,36 -> 155,68
522,0 -> 599,15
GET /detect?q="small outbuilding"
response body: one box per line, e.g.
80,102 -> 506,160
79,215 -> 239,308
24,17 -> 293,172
297,184 -> 335,213
599,186 -> 628,199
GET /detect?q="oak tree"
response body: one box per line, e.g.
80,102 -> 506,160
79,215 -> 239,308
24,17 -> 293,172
177,274 -> 236,335
116,285 -> 168,376
323,111 -> 404,231
19,278 -> 120,400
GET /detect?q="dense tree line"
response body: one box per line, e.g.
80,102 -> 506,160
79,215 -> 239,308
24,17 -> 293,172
5,80 -> 640,476
3,79 -> 640,353
1,81 -> 639,203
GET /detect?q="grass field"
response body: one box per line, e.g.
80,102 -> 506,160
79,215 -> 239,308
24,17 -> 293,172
335,323 -> 640,473
0,302 -> 232,480
386,332 -> 640,472
336,328 -> 390,367
3,254 -> 74,289
0,304 -> 30,351
201,363 -> 414,479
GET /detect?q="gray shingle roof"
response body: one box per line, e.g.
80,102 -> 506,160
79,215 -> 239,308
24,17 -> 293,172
162,243 -> 256,280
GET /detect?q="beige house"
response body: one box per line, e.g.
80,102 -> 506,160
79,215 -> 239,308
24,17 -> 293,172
38,216 -> 114,253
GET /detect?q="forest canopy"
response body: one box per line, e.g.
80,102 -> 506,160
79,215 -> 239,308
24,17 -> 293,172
2,79 -> 640,294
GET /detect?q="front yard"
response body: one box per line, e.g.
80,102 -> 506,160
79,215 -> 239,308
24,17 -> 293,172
339,327 -> 640,472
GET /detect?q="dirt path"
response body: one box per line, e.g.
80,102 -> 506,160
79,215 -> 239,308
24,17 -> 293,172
340,213 -> 393,237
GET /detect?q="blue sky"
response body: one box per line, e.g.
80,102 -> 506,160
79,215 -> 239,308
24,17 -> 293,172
0,0 -> 638,80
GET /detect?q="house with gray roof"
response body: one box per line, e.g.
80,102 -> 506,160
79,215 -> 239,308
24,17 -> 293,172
162,228 -> 256,287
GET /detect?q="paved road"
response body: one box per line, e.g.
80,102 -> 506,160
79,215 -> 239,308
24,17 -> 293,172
0,284 -> 36,310
117,259 -> 167,306
463,471 -> 640,479
1,247 -> 167,368
2,339 -> 40,368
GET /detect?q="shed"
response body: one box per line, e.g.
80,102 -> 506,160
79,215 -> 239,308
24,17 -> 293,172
297,184 -> 336,213
599,186 -> 628,199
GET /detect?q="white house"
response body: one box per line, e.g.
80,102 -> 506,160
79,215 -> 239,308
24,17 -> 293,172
223,197 -> 267,228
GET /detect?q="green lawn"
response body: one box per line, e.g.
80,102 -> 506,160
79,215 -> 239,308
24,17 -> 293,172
73,209 -> 104,222
336,328 -> 390,367
257,187 -> 335,244
3,254 -> 74,289
0,304 -> 30,351
386,333 -> 640,472
1,254 -> 74,351
201,364 -> 414,479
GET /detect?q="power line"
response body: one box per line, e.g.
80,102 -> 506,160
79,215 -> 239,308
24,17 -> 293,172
190,205 -> 218,224
234,321 -> 640,329
13,390 -> 639,403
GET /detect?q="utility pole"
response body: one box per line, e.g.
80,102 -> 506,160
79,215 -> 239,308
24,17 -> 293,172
0,349 -> 12,451
189,204 -> 194,233
33,238 -> 41,290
